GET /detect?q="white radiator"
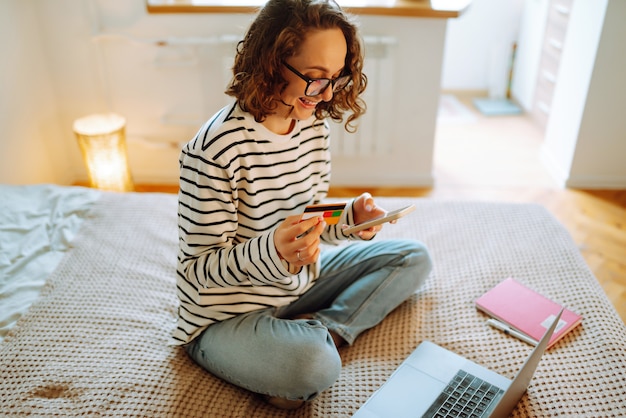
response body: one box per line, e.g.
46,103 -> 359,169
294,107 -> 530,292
330,35 -> 397,158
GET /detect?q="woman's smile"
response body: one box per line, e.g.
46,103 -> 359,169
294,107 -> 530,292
298,97 -> 319,109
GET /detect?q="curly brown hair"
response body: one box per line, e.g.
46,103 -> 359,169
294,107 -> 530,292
225,0 -> 367,132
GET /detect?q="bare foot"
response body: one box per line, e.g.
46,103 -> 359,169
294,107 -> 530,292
264,395 -> 305,410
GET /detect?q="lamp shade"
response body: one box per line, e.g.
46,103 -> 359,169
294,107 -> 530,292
73,113 -> 134,192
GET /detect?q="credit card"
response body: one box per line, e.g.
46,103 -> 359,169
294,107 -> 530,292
300,202 -> 346,225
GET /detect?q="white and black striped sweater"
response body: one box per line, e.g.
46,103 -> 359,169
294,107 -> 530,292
173,103 -> 357,345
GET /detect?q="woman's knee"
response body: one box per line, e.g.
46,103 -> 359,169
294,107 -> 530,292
277,323 -> 342,400
407,240 -> 432,268
185,316 -> 342,401
392,239 -> 432,290
386,239 -> 432,270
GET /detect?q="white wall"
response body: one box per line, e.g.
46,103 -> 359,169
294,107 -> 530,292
541,0 -> 626,189
441,0 -> 524,93
567,0 -> 626,188
0,1 -> 72,184
510,0 -> 549,111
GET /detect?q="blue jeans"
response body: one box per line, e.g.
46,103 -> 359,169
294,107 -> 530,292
185,239 -> 431,401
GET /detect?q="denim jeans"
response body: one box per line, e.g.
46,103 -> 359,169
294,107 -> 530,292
185,239 -> 432,401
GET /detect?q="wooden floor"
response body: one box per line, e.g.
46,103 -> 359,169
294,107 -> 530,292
138,93 -> 625,324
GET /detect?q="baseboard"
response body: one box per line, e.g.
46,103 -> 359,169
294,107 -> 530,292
540,149 -> 626,190
330,173 -> 435,188
440,89 -> 489,98
539,147 -> 568,188
565,176 -> 626,190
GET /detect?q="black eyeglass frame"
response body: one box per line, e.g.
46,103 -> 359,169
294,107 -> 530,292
283,62 -> 351,97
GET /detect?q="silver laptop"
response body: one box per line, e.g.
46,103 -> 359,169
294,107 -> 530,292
352,308 -> 564,418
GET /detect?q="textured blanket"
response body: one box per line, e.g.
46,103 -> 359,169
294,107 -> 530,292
1,192 -> 625,417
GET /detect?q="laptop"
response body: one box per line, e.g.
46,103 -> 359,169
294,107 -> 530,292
352,308 -> 564,418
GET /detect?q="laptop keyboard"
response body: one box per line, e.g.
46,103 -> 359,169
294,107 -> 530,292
422,370 -> 504,418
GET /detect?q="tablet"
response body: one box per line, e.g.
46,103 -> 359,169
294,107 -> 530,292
343,204 -> 415,235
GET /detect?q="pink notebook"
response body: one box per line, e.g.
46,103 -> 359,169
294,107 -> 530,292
475,278 -> 582,349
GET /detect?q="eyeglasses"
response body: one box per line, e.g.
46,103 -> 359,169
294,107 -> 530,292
283,62 -> 351,97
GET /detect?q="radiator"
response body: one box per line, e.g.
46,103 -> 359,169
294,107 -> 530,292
330,35 -> 397,158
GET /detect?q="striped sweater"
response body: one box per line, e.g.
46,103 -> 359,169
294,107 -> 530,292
173,103 -> 357,345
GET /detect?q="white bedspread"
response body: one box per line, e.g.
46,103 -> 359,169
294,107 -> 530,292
0,184 -> 100,341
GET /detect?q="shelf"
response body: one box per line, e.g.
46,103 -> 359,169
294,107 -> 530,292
146,0 -> 471,18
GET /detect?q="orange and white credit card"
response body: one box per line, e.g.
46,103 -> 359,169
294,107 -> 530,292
300,202 -> 346,225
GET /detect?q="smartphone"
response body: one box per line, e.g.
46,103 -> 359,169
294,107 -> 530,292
343,204 -> 415,235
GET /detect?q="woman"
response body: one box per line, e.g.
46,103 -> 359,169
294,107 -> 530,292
173,0 -> 432,409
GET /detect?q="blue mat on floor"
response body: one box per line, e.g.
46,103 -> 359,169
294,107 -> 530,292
473,98 -> 522,116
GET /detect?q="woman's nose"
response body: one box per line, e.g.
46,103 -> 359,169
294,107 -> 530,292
321,84 -> 334,102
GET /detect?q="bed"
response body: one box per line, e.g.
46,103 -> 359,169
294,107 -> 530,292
1,184 -> 625,417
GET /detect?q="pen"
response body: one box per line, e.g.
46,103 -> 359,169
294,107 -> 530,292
486,318 -> 538,346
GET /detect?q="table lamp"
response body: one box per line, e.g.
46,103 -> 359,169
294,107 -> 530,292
73,113 -> 134,192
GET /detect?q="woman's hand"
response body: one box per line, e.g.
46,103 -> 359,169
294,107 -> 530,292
349,193 -> 387,239
274,215 -> 326,267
